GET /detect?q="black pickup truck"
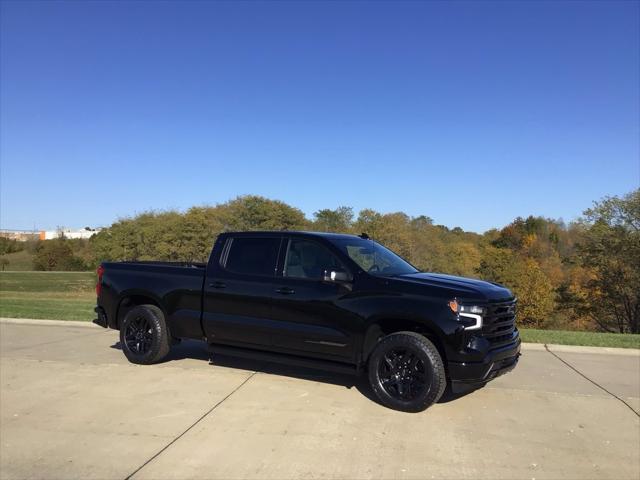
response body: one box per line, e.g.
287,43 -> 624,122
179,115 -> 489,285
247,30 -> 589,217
94,231 -> 520,412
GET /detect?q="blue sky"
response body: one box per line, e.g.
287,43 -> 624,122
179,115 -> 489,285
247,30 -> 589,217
1,0 -> 638,233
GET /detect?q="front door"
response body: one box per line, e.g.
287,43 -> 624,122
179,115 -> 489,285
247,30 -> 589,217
268,237 -> 359,361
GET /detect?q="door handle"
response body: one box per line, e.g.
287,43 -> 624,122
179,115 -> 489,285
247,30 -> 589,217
209,281 -> 227,289
275,287 -> 295,295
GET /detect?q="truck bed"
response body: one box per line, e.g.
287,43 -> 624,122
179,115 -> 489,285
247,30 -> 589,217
98,261 -> 206,337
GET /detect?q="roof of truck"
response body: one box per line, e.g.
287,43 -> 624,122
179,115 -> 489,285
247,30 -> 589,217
220,231 -> 364,241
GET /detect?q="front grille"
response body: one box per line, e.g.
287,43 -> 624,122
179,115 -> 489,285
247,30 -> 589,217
482,300 -> 518,348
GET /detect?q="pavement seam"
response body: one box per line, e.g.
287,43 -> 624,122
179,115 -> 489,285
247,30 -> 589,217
123,370 -> 257,480
544,344 -> 640,418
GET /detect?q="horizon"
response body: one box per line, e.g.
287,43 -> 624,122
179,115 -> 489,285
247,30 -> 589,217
1,1 -> 638,233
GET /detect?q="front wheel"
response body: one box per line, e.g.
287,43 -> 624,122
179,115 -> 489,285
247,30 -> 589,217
120,304 -> 171,365
368,331 -> 446,412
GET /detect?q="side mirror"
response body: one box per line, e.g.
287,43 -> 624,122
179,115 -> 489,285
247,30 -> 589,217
323,270 -> 353,283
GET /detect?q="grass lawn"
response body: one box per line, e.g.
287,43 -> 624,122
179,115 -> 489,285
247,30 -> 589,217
0,271 -> 95,321
520,328 -> 640,349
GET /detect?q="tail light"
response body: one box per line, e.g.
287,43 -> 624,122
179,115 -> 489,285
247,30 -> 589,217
96,265 -> 105,297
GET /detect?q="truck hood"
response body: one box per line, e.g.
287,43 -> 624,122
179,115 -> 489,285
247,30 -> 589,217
395,272 -> 513,302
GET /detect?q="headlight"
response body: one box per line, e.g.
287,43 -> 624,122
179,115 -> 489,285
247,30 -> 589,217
460,305 -> 485,315
448,300 -> 484,330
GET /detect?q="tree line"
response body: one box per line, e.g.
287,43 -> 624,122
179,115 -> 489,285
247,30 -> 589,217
2,189 -> 638,334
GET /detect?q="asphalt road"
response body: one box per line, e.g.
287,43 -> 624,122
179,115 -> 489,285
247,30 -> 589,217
1,321 -> 639,480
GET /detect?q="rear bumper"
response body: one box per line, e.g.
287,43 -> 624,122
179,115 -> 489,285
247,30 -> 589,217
93,306 -> 108,328
448,339 -> 521,392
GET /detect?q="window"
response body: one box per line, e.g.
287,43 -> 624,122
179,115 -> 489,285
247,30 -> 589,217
224,237 -> 281,276
284,239 -> 346,280
331,237 -> 418,277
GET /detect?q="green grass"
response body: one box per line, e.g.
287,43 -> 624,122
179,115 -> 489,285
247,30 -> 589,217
520,328 -> 640,349
1,250 -> 35,271
0,271 -> 95,321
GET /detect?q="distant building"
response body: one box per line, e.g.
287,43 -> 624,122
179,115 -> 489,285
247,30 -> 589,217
1,227 -> 102,241
41,227 -> 102,240
0,230 -> 39,241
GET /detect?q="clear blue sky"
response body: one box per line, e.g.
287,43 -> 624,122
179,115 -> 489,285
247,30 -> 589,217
1,0 -> 638,233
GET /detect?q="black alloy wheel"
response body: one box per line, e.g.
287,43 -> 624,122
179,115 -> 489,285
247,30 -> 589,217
120,304 -> 171,365
123,314 -> 153,355
377,347 -> 429,401
368,331 -> 446,412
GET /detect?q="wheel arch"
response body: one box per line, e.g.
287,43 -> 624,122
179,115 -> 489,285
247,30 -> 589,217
115,290 -> 166,330
361,318 -> 447,365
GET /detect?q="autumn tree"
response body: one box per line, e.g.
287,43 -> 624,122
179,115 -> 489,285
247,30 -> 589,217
0,237 -> 24,255
313,207 -> 354,232
89,196 -> 309,264
574,190 -> 640,333
217,195 -> 309,232
33,239 -> 87,271
478,247 -> 555,328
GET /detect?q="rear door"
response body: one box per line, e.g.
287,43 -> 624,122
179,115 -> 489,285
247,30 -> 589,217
202,234 -> 284,348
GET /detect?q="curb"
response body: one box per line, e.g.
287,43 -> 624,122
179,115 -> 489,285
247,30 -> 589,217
522,342 -> 639,356
0,317 -> 99,328
1,318 -> 638,356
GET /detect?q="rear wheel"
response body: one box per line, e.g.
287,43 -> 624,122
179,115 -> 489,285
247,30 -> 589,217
120,305 -> 171,365
368,331 -> 446,412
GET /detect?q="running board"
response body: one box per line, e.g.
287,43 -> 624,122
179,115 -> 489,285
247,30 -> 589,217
207,343 -> 358,375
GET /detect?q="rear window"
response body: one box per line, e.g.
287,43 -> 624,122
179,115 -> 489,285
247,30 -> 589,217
224,237 -> 281,276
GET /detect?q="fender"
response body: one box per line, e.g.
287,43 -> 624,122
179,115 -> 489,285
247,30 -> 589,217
114,288 -> 167,329
359,315 -> 448,365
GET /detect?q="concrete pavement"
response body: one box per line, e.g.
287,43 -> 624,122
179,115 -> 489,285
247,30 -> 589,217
1,322 -> 638,480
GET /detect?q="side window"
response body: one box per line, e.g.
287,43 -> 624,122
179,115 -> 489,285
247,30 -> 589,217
284,239 -> 346,280
224,237 -> 281,276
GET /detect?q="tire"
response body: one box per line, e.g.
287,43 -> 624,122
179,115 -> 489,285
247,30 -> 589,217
368,331 -> 446,412
120,304 -> 171,365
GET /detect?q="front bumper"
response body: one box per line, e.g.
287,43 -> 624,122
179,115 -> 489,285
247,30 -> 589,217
448,339 -> 521,392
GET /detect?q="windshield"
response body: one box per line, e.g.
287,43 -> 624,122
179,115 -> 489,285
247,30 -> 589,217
331,237 -> 419,277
